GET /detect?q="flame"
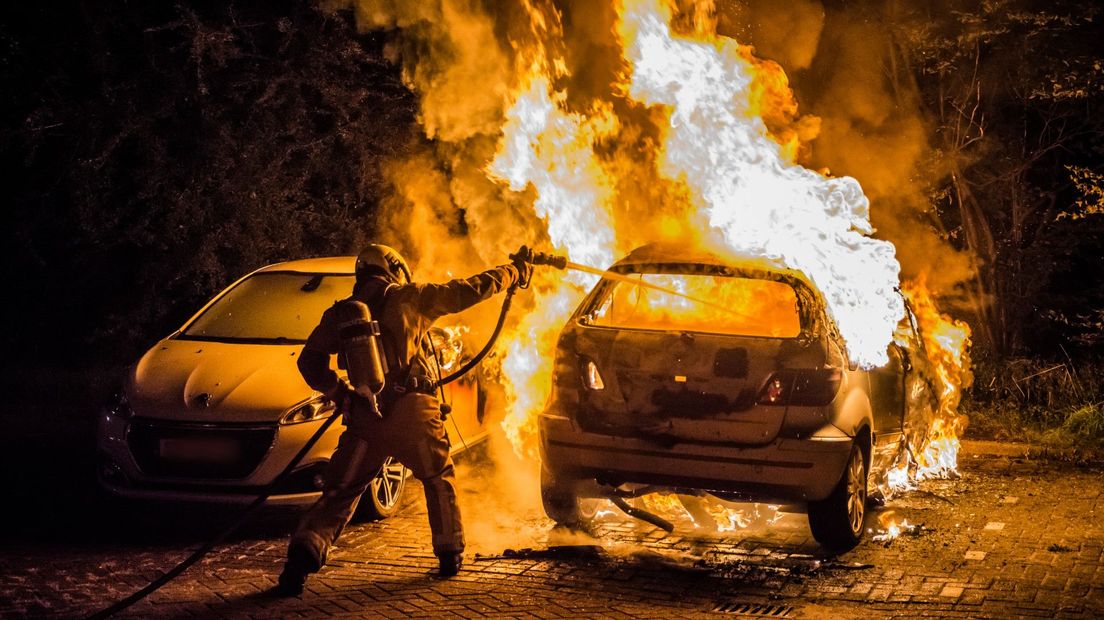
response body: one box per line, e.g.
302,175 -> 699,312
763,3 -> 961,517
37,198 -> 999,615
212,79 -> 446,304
702,501 -> 782,533
432,325 -> 469,372
640,492 -> 689,519
872,510 -> 917,542
633,494 -> 783,534
490,0 -> 906,457
590,273 -> 802,338
616,0 -> 902,369
883,275 -> 973,491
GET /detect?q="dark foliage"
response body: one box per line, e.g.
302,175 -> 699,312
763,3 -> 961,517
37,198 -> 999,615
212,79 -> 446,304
2,0 -> 417,365
2,0 -> 1101,371
893,0 -> 1104,357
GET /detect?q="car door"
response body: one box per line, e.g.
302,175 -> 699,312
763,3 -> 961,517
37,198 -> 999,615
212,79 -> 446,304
867,341 -> 906,471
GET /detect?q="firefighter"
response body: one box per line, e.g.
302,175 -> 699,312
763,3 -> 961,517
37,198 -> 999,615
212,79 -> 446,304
276,244 -> 532,595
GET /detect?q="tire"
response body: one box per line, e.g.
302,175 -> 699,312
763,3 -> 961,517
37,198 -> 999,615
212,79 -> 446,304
808,442 -> 868,552
354,456 -> 408,521
475,382 -> 488,425
540,465 -> 598,527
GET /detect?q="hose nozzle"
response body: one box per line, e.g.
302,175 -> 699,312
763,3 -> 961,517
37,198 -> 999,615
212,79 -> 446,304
509,245 -> 567,270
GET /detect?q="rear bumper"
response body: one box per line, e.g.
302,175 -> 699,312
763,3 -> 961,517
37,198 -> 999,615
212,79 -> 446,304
538,414 -> 852,503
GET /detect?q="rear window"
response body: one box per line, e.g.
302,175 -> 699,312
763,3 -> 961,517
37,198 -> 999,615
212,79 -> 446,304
180,272 -> 355,343
585,272 -> 802,338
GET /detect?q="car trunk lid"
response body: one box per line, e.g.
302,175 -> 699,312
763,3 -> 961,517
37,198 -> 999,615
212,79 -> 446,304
573,326 -> 814,444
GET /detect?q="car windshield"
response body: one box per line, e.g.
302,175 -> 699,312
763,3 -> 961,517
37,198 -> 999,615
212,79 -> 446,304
586,271 -> 802,338
179,272 -> 355,343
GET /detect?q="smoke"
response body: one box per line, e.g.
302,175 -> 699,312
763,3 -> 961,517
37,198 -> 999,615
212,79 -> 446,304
343,0 -> 970,297
715,0 -> 825,71
332,0 -> 511,142
453,424 -> 548,554
718,0 -> 972,291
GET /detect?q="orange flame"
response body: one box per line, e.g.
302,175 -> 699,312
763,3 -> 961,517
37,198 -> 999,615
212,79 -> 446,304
872,510 -> 918,542
492,0 -> 906,457
350,0 -> 975,528
883,275 -> 973,491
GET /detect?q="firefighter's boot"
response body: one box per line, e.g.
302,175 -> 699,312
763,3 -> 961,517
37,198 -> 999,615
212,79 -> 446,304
436,551 -> 463,577
275,540 -> 320,596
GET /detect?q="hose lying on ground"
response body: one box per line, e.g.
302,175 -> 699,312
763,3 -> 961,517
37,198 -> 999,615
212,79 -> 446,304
87,410 -> 342,619
610,496 -> 675,533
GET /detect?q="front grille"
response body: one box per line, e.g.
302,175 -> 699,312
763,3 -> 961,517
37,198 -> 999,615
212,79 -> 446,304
128,419 -> 277,479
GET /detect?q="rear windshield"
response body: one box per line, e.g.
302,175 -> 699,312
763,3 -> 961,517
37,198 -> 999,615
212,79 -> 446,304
179,272 -> 355,343
585,272 -> 802,338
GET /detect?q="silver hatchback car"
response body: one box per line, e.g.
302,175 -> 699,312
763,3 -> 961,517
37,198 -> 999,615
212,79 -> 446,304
538,244 -> 929,550
97,257 -> 487,519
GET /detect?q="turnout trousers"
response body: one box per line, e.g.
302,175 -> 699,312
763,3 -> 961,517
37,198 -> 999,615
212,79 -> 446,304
288,392 -> 464,569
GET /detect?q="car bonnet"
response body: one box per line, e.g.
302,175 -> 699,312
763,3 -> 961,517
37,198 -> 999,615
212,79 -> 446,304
128,338 -> 318,424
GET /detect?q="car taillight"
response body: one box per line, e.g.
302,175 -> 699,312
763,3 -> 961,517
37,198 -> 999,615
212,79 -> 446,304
762,377 -> 787,404
757,368 -> 842,407
582,358 -> 605,391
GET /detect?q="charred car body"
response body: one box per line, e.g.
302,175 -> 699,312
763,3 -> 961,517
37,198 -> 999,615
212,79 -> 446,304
539,244 -> 930,550
97,257 -> 487,519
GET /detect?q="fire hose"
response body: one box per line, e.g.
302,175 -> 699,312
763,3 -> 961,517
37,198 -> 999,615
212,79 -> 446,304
90,247 -> 695,618
87,410 -> 343,620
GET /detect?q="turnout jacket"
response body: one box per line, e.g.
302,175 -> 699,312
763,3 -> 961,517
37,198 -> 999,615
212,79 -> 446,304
297,264 -> 522,400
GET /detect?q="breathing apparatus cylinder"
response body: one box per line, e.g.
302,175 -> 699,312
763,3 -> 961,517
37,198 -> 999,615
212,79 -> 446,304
334,300 -> 388,415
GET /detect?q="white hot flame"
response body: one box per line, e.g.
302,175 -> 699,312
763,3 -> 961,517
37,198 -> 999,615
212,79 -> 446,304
618,0 -> 903,368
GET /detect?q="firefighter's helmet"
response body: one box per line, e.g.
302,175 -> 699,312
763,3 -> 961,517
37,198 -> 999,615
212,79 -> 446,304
355,244 -> 411,285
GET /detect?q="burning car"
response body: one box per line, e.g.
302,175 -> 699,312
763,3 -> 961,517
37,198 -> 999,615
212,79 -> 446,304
538,243 -> 929,550
97,257 -> 487,519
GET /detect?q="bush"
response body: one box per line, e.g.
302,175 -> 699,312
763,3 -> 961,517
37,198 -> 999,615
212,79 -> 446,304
3,0 -> 417,367
964,356 -> 1104,449
1052,403 -> 1104,443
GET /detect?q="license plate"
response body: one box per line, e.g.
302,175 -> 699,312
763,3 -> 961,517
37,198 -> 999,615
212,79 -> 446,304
159,437 -> 241,462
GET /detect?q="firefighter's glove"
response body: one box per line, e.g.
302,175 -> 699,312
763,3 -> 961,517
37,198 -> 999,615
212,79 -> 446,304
327,379 -> 383,419
326,378 -> 355,416
510,254 -> 534,289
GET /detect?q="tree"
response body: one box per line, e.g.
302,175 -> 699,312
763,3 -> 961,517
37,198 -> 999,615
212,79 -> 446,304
2,1 -> 418,363
891,0 -> 1104,357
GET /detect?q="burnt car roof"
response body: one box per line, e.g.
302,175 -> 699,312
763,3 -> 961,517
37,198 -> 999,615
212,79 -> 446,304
610,243 -> 815,287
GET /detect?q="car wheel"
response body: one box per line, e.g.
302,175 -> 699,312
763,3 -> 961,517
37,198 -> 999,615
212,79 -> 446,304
540,465 -> 598,527
355,456 -> 408,521
808,442 -> 868,552
476,381 -> 488,425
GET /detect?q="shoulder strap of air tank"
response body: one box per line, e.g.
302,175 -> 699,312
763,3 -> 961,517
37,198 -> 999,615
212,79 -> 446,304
375,284 -> 403,379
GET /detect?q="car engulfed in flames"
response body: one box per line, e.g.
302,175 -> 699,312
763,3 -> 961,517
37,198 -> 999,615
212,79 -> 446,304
538,243 -> 936,551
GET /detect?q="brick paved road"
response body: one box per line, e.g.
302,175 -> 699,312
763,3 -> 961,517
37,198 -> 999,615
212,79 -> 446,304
2,440 -> 1102,619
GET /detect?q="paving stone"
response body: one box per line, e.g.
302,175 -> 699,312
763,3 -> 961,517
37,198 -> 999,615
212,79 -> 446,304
939,585 -> 964,598
4,450 -> 1104,618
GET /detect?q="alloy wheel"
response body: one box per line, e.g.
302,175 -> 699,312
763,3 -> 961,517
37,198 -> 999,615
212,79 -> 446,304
846,448 -> 867,534
371,456 -> 407,509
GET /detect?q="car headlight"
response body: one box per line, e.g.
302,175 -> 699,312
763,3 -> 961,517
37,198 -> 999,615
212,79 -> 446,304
104,388 -> 134,420
280,396 -> 335,425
